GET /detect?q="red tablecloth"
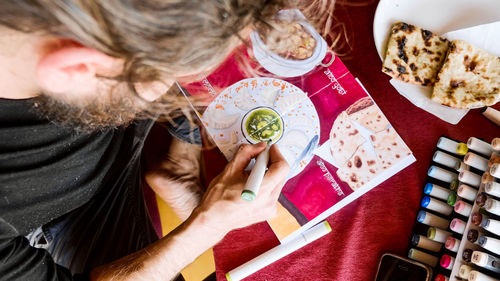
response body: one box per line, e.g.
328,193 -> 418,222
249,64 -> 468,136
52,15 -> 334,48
199,2 -> 500,280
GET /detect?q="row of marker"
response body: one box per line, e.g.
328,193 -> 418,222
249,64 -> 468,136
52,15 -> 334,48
408,136 -> 500,281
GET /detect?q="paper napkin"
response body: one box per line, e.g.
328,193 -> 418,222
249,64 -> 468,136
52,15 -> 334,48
390,21 -> 500,125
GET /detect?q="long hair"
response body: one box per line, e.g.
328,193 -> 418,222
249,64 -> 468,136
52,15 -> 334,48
0,0 -> 337,128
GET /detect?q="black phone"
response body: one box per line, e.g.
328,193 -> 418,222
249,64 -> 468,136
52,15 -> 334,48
375,253 -> 432,281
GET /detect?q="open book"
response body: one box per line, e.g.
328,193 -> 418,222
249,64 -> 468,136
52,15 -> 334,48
178,32 -> 415,245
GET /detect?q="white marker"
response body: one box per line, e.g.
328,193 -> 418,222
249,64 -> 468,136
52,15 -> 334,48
417,211 -> 450,229
242,143 -> 271,201
468,137 -> 494,157
437,137 -> 464,155
482,172 -> 496,185
485,198 -> 500,216
457,184 -> 478,201
469,270 -> 500,281
492,138 -> 500,152
490,152 -> 500,168
481,217 -> 500,237
225,221 -> 331,281
478,236 -> 500,256
428,166 -> 458,183
490,163 -> 500,178
459,170 -> 481,187
433,151 -> 461,170
485,181 -> 500,198
471,251 -> 500,274
424,183 -> 451,201
481,107 -> 500,127
465,152 -> 490,171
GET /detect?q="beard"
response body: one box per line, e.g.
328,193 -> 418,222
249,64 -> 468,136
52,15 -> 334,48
30,92 -> 146,132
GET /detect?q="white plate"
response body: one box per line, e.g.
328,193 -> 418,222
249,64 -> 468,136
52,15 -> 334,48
373,0 -> 500,60
202,77 -> 320,178
372,0 -> 500,123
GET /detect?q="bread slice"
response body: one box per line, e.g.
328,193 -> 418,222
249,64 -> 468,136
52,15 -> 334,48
382,22 -> 449,86
431,40 -> 500,108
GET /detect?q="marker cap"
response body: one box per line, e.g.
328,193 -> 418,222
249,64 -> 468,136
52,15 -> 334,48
417,210 -> 426,223
241,190 -> 256,201
467,229 -> 480,243
427,227 -> 436,239
449,179 -> 459,191
462,248 -> 473,262
424,183 -> 433,195
440,254 -> 454,269
447,193 -> 457,206
434,274 -> 448,281
471,213 -> 483,226
471,251 -> 488,266
478,236 -> 487,246
421,196 -> 431,208
457,142 -> 468,155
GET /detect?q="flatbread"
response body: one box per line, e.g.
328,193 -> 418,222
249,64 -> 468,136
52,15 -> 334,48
371,127 -> 412,170
382,22 -> 449,86
346,97 -> 390,133
336,146 -> 380,191
329,111 -> 366,167
431,40 -> 500,109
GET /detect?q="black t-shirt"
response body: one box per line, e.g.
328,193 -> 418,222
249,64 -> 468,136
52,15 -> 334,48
0,98 -> 157,280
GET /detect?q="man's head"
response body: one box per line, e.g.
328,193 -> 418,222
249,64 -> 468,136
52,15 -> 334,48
1,0 -> 333,131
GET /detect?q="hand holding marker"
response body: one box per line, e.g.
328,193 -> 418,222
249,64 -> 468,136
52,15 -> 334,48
242,140 -> 272,201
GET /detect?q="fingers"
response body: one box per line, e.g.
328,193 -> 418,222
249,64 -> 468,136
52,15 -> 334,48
229,142 -> 267,173
262,145 -> 290,192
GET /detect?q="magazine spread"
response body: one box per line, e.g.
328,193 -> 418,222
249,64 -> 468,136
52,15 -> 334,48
178,16 -> 415,243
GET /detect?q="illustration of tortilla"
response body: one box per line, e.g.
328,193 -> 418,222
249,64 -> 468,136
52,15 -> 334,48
329,97 -> 411,190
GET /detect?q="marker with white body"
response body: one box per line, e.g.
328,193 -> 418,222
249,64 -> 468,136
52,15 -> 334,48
450,218 -> 466,234
458,264 -> 473,279
485,181 -> 500,198
485,198 -> 500,216
242,143 -> 271,201
427,227 -> 452,243
478,236 -> 500,256
491,163 -> 500,178
459,170 -> 482,187
454,200 -> 472,217
465,152 -> 490,171
469,270 -> 500,281
428,166 -> 458,183
433,151 -> 461,170
492,138 -> 500,152
468,137 -> 494,156
457,184 -> 478,201
481,217 -> 500,237
437,137 -> 463,155
471,251 -> 500,274
225,221 -> 332,281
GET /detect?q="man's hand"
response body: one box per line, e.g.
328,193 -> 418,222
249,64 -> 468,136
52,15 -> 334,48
91,143 -> 289,281
192,142 -> 290,239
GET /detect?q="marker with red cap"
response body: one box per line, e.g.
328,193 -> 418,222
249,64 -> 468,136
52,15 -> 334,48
434,274 -> 449,281
440,254 -> 455,270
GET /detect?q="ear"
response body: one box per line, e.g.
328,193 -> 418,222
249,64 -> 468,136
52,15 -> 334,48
35,40 -> 120,95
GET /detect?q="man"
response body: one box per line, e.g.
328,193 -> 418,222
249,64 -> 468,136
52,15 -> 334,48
0,1 -> 294,280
